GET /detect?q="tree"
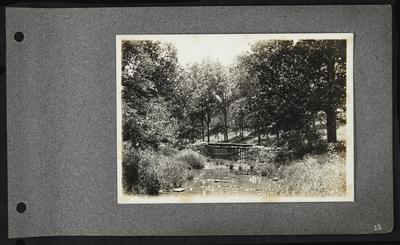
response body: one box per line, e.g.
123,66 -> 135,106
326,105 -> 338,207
171,65 -> 204,143
294,40 -> 346,142
121,40 -> 180,149
185,60 -> 229,143
236,39 -> 346,147
230,97 -> 248,138
235,40 -> 297,144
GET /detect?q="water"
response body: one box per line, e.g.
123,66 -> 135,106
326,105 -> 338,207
121,161 -> 280,203
162,162 -> 274,198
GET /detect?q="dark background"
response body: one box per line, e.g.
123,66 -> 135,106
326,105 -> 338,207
0,0 -> 398,244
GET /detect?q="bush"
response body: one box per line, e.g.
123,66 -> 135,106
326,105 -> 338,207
158,144 -> 178,156
175,149 -> 206,169
137,159 -> 161,195
188,142 -> 208,155
270,153 -> 346,197
156,154 -> 188,189
122,142 -> 140,193
122,147 -> 162,195
122,144 -> 189,195
187,170 -> 195,180
275,129 -> 327,162
259,162 -> 283,178
246,145 -> 277,162
327,141 -> 346,153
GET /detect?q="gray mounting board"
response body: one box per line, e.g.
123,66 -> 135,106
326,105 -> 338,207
6,5 -> 392,238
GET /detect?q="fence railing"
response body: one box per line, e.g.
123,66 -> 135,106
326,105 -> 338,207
204,143 -> 253,160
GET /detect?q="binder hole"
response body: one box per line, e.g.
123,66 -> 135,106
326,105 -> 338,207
0,65 -> 5,75
15,239 -> 25,245
14,32 -> 24,42
16,202 -> 26,213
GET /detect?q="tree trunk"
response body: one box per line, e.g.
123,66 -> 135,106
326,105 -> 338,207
255,113 -> 261,145
206,113 -> 211,143
241,113 -> 245,138
326,107 -> 337,143
326,56 -> 337,143
201,107 -> 205,142
201,118 -> 205,142
207,125 -> 210,142
223,107 -> 229,142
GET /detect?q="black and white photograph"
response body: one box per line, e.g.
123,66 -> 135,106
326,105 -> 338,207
116,34 -> 353,203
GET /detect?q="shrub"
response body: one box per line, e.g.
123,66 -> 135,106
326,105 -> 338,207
187,170 -> 195,180
122,148 -> 162,195
188,142 -> 208,155
327,141 -> 346,153
122,144 -> 189,195
156,155 -> 188,189
270,153 -> 346,197
250,164 -> 255,172
138,161 -> 161,195
122,142 -> 140,193
275,129 -> 327,162
246,145 -> 277,162
259,162 -> 283,178
175,149 -> 206,169
158,144 -> 178,156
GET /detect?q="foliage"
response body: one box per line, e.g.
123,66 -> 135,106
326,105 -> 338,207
121,38 -> 347,164
123,98 -> 179,149
188,142 -> 208,153
122,142 -> 141,193
233,39 -> 346,153
242,152 -> 346,197
327,141 -> 346,153
273,129 -> 327,162
122,146 -> 162,195
121,40 -> 180,149
246,145 -> 277,162
259,162 -> 283,178
264,153 -> 346,197
156,154 -> 189,189
122,144 -> 190,195
175,149 -> 206,169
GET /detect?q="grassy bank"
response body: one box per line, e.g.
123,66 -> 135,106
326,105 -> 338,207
123,142 -> 347,198
257,153 -> 346,197
122,143 -> 206,195
212,152 -> 346,198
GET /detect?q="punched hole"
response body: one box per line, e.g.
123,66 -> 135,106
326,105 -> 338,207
16,202 -> 26,213
14,32 -> 24,42
0,65 -> 5,75
15,239 -> 25,245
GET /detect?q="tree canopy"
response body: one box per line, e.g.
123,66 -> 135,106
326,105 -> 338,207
121,39 -> 347,155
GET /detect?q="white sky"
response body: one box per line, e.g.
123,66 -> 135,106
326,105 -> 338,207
119,34 -> 352,66
170,35 -> 259,66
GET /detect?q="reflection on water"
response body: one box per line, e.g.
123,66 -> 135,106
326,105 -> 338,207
120,153 -> 348,203
161,162 -> 273,198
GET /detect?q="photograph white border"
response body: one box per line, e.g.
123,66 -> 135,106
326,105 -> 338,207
116,33 -> 354,204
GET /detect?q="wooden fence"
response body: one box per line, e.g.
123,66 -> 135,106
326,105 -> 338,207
203,143 -> 253,160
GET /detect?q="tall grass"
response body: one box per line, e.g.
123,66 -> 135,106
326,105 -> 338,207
258,153 -> 346,197
122,145 -> 206,195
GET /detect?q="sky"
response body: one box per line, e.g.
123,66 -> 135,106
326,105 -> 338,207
119,34 -> 350,66
169,34 -> 259,66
